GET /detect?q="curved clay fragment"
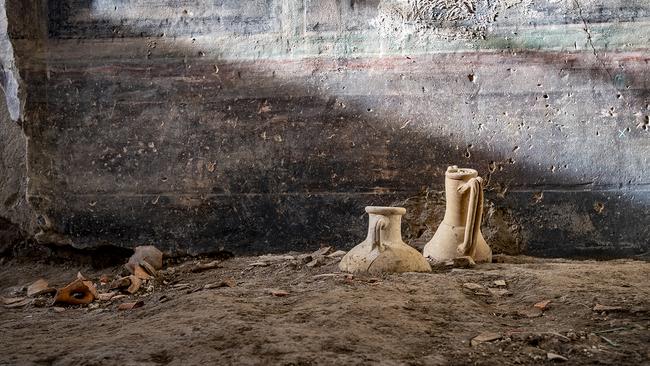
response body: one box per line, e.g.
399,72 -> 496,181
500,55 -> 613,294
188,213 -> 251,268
126,246 -> 163,276
27,279 -> 56,297
54,279 -> 95,305
108,275 -> 142,294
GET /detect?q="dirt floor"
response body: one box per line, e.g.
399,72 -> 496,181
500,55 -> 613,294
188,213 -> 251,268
0,250 -> 649,366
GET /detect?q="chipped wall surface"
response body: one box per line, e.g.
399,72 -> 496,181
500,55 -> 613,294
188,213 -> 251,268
0,0 -> 21,121
1,0 -> 649,256
0,95 -> 31,255
0,1 -> 34,254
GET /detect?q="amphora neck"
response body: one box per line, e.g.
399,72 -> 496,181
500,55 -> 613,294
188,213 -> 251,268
365,206 -> 404,244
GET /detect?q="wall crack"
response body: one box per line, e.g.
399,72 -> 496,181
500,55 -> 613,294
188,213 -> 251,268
572,0 -> 613,82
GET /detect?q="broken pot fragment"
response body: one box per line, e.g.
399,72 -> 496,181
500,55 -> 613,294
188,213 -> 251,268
97,291 -> 118,301
126,276 -> 142,294
110,275 -> 142,294
270,289 -> 290,297
54,279 -> 96,305
471,332 -> 502,346
534,300 -> 552,310
27,279 -> 55,297
2,297 -> 32,308
132,264 -> 154,280
126,246 -> 163,276
190,260 -> 221,273
109,276 -> 131,290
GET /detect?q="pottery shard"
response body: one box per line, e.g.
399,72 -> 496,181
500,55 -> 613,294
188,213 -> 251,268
493,280 -> 507,287
3,297 -> 31,308
126,276 -> 142,294
27,279 -> 55,297
2,297 -> 27,305
54,279 -> 96,305
471,332 -> 502,346
547,352 -> 568,362
139,260 -> 158,276
593,304 -> 625,312
126,246 -> 163,275
463,282 -> 484,291
109,275 -> 142,294
190,260 -> 221,273
131,264 -> 153,280
326,250 -> 346,258
534,300 -> 552,310
311,246 -> 332,257
249,262 -> 270,267
82,280 -> 99,298
97,291 -> 117,301
109,277 -> 132,290
306,257 -> 326,268
296,254 -> 313,264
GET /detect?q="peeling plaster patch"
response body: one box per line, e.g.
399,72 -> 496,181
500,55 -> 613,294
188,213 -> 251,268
0,1 -> 21,121
372,0 -> 530,39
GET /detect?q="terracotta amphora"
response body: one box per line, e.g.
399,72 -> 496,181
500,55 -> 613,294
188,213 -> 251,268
423,166 -> 492,263
339,206 -> 432,274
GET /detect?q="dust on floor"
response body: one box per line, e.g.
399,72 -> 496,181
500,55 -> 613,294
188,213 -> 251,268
0,253 -> 649,365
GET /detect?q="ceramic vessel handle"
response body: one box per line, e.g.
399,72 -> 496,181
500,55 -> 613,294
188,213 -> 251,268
457,177 -> 484,257
371,215 -> 389,252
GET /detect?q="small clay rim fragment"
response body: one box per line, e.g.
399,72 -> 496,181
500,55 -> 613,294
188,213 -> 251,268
446,166 -> 478,180
365,206 -> 406,215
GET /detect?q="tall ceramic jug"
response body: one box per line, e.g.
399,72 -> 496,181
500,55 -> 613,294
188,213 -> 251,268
339,206 -> 431,274
423,166 -> 492,263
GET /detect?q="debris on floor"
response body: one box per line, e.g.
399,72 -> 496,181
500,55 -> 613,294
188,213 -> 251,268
270,289 -> 290,297
0,251 -> 648,365
190,260 -> 221,273
118,301 -> 144,311
534,299 -> 552,310
547,352 -> 569,362
26,279 -> 54,297
471,332 -> 502,346
593,304 -> 625,312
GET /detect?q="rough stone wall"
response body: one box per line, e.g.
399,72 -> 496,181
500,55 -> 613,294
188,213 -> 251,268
0,94 -> 30,255
1,0 -> 649,256
0,0 -> 34,254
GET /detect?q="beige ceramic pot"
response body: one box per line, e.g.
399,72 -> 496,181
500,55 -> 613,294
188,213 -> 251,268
423,166 -> 492,263
339,206 -> 432,274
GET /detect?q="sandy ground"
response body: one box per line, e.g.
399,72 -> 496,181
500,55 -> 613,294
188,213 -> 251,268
0,252 -> 649,366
